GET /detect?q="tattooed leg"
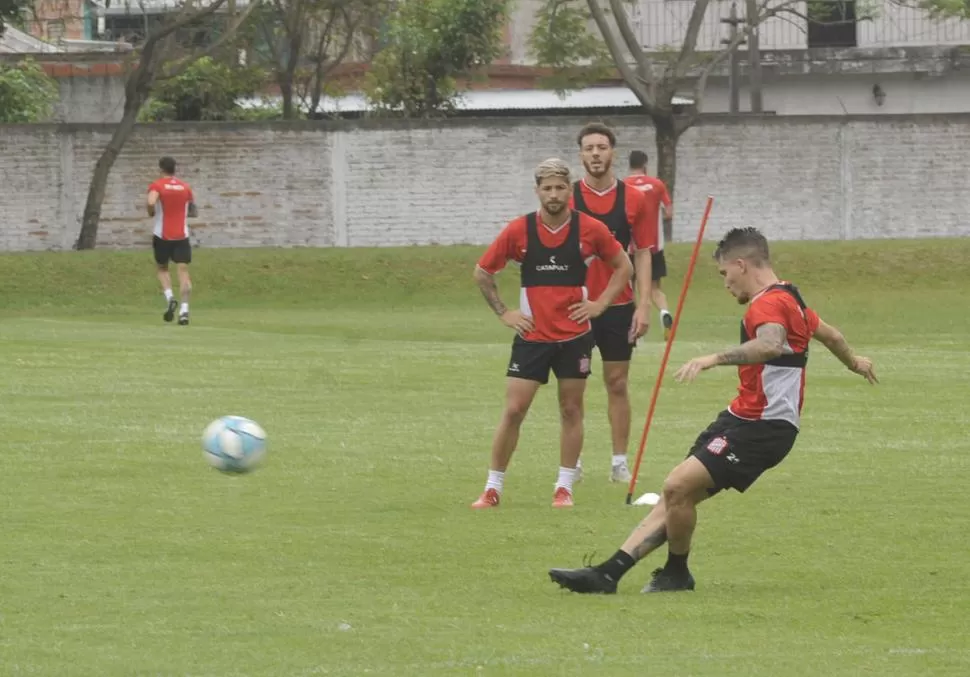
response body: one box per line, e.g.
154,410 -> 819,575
619,488 -> 714,562
619,499 -> 669,562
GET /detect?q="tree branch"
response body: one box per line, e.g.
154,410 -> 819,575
295,5 -> 338,106
772,10 -> 810,34
149,0 -> 229,47
320,5 -> 355,78
256,9 -> 283,65
161,0 -> 261,78
678,0 -> 787,133
774,5 -> 863,27
586,0 -> 654,107
309,5 -> 356,114
671,0 -> 711,82
605,0 -> 655,91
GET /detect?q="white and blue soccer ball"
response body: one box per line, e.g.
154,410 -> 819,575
202,415 -> 267,473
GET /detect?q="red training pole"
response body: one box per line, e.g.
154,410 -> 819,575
625,195 -> 715,505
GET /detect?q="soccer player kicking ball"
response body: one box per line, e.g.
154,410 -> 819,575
548,227 -> 877,590
471,159 -> 633,509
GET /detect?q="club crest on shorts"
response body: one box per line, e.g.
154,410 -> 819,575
706,436 -> 729,456
578,356 -> 591,374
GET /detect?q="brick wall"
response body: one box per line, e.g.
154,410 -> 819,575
1,114 -> 967,253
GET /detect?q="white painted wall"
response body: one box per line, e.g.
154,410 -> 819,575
698,71 -> 970,115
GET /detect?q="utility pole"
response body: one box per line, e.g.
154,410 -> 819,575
720,2 -> 745,113
745,0 -> 764,113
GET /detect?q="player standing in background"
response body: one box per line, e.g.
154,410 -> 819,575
624,150 -> 674,340
549,227 -> 877,593
570,123 -> 657,484
147,156 -> 197,326
471,158 -> 633,509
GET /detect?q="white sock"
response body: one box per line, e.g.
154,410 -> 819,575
485,470 -> 504,493
660,309 -> 671,319
164,289 -> 174,302
555,466 -> 577,492
612,454 -> 627,467
180,302 -> 189,314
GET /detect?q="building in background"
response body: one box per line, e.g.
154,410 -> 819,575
7,0 -> 970,120
503,0 -> 970,115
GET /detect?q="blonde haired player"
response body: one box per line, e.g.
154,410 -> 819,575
470,159 -> 633,509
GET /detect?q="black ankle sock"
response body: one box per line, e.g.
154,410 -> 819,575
596,550 -> 637,582
664,551 -> 689,574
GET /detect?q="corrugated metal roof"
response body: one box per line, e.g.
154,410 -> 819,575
457,87 -> 693,110
315,87 -> 692,112
0,26 -> 60,53
60,38 -> 134,52
241,86 -> 693,114
100,0 -> 252,15
0,25 -> 126,53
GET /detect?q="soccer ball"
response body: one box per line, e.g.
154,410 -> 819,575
202,415 -> 267,473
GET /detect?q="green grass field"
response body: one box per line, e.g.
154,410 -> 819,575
1,239 -> 969,676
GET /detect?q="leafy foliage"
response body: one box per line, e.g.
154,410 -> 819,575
0,58 -> 59,123
364,0 -> 510,117
908,0 -> 970,18
528,0 -> 614,94
249,0 -> 383,119
138,56 -> 269,121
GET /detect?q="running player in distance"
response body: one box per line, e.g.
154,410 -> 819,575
624,150 -> 674,340
147,156 -> 197,326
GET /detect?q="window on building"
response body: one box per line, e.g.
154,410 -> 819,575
807,0 -> 857,48
46,19 -> 66,40
102,15 -> 152,44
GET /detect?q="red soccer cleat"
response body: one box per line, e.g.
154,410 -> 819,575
552,486 -> 574,508
471,488 -> 500,509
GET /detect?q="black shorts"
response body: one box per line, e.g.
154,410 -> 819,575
152,236 -> 192,265
506,333 -> 594,384
688,410 -> 799,494
651,250 -> 667,281
591,302 -> 635,362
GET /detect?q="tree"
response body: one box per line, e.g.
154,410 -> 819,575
363,0 -> 510,117
253,0 -> 382,120
0,58 -> 58,122
139,56 -> 268,121
530,0 -> 815,239
75,0 -> 260,250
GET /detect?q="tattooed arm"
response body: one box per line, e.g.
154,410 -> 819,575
474,265 -> 534,336
674,323 -> 787,383
715,323 -> 787,365
474,265 -> 508,316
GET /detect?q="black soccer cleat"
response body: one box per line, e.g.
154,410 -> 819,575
164,299 -> 178,322
178,312 -> 189,326
641,567 -> 695,593
549,567 -> 618,594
